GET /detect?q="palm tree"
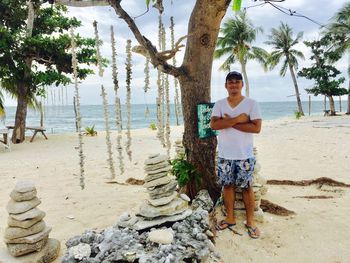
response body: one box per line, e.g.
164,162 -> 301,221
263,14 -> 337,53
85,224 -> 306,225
0,85 -> 40,120
214,11 -> 268,97
265,22 -> 305,115
0,91 -> 5,118
324,3 -> 350,114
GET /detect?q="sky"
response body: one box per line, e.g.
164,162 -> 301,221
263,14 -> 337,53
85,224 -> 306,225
4,0 -> 350,106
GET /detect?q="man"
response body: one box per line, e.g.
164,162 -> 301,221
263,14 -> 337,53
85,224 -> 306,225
210,71 -> 262,239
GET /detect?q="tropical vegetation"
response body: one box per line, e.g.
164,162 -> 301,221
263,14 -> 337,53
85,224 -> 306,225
323,2 -> 350,114
215,11 -> 269,97
265,22 -> 305,115
0,1 -> 97,143
298,35 -> 348,115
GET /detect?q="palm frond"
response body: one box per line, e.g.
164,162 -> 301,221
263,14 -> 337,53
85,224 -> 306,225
279,59 -> 288,77
218,54 -> 236,72
265,22 -> 304,77
214,47 -> 233,59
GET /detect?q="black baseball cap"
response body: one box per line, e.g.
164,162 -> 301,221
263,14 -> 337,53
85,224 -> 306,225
225,71 -> 243,82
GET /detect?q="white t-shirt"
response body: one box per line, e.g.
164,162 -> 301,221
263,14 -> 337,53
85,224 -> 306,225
211,97 -> 262,160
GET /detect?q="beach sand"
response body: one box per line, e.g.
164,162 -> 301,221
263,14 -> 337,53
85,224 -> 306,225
1,115 -> 350,262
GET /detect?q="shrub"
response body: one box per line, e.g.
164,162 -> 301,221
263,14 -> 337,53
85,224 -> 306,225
170,153 -> 201,188
294,110 -> 302,120
149,122 -> 157,130
84,125 -> 97,136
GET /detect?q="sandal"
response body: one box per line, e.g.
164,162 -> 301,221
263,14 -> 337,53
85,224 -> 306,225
245,224 -> 260,239
215,220 -> 236,231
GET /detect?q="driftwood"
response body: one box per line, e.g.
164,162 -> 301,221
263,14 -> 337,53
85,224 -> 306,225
125,178 -> 145,185
267,177 -> 350,187
260,199 -> 295,216
293,195 -> 334,199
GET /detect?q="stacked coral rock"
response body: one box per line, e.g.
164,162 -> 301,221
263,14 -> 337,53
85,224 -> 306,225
231,147 -> 267,222
3,181 -> 60,261
118,154 -> 192,230
174,139 -> 185,157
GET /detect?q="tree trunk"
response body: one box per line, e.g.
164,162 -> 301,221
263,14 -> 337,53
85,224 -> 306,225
241,61 -> 249,97
328,95 -> 336,115
12,84 -> 28,143
179,0 -> 230,201
289,63 -> 304,116
11,1 -> 34,144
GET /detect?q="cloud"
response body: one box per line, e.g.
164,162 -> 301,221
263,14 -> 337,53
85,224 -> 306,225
3,0 -> 349,107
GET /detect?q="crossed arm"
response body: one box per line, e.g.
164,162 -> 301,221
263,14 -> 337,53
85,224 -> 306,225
210,113 -> 262,134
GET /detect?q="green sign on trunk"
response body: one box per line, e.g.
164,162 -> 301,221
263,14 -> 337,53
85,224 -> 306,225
197,103 -> 218,139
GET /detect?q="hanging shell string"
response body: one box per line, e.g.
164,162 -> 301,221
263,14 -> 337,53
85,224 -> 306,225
110,25 -> 124,175
26,0 -> 34,37
144,56 -> 150,118
156,14 -> 165,146
101,85 -> 116,180
162,24 -> 171,157
93,20 -> 104,77
125,39 -> 133,161
170,16 -> 182,125
70,28 -> 85,190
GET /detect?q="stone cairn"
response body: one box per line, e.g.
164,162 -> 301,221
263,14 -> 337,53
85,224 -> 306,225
62,190 -> 220,262
223,147 -> 268,222
3,181 -> 60,261
118,153 -> 192,230
174,139 -> 185,157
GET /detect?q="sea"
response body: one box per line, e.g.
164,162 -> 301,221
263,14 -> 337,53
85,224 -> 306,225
1,100 -> 347,134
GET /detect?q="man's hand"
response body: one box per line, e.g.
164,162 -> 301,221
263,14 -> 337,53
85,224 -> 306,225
235,113 -> 250,124
211,113 -> 250,130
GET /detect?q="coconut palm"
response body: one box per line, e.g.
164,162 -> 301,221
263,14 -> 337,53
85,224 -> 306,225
0,91 -> 4,117
324,3 -> 350,114
265,22 -> 305,116
0,85 -> 40,119
214,11 -> 268,97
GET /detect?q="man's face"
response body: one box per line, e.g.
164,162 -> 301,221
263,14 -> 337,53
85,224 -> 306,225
225,79 -> 244,96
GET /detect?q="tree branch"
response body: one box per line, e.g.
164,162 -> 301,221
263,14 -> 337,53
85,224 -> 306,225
32,56 -> 54,65
107,0 -> 184,77
54,0 -> 109,7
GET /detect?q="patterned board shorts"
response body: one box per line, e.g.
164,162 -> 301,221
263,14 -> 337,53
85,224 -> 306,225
217,157 -> 256,189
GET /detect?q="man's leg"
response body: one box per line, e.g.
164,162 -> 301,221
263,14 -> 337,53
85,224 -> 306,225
242,186 -> 260,237
242,186 -> 255,227
223,185 -> 236,224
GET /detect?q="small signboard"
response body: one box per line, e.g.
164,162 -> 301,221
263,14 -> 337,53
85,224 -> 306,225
197,103 -> 218,139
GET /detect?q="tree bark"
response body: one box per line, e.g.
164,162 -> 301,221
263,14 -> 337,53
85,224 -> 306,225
327,95 -> 336,115
12,83 -> 29,143
289,63 -> 304,116
241,61 -> 249,97
178,0 -> 230,201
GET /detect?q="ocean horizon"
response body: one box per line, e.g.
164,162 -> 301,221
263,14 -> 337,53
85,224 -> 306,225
1,100 -> 348,134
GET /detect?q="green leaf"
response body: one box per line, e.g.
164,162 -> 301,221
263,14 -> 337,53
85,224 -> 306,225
233,0 -> 242,11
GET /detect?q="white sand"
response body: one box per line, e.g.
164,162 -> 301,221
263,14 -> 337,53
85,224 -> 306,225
1,115 -> 350,262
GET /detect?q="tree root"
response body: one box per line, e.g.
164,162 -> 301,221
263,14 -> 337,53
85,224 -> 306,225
292,195 -> 334,199
267,177 -> 350,187
260,199 -> 295,216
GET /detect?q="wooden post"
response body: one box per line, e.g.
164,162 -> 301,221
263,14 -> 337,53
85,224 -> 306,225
174,97 -> 179,125
308,95 -> 311,116
39,101 -> 43,127
339,96 -> 342,113
73,96 -> 78,132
